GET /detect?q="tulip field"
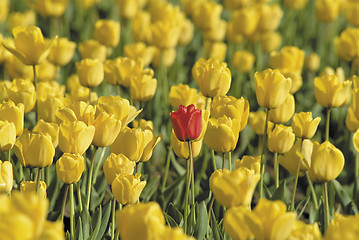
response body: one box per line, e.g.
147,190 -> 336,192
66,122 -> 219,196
1,0 -> 359,239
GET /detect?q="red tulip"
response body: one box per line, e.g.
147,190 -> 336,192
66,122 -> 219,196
170,104 -> 202,141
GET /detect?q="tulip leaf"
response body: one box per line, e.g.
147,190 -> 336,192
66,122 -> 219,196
271,180 -> 286,201
164,212 -> 179,227
89,205 -> 102,240
48,177 -> 63,212
170,155 -> 186,175
165,203 -> 183,226
76,217 -> 84,240
164,174 -> 186,205
211,209 -> 223,240
296,195 -> 311,219
332,179 -> 353,208
80,208 -> 91,240
94,200 -> 112,240
328,181 -> 335,218
90,187 -> 105,212
141,175 -> 161,202
194,201 -> 208,240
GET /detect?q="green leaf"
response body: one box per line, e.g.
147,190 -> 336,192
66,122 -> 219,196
80,208 -> 91,240
194,201 -> 208,240
170,155 -> 186,175
90,187 -> 105,212
211,210 -> 223,240
95,200 -> 112,240
141,175 -> 160,202
165,203 -> 183,226
332,179 -> 355,211
76,217 -> 84,240
164,212 -> 179,227
48,177 -> 63,212
271,180 -> 286,201
89,205 -> 102,240
296,195 -> 311,219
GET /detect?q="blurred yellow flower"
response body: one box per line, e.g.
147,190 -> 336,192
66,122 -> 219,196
0,0 -> 9,23
78,39 -> 107,62
288,220 -> 322,240
260,31 -> 282,53
315,0 -> 340,22
124,42 -> 155,67
203,41 -> 227,62
325,213 -> 359,240
169,84 -> 203,110
0,100 -> 24,137
335,27 -> 359,62
38,95 -> 65,123
48,37 -> 76,66
178,19 -> 195,45
115,0 -> 139,19
150,21 -> 181,49
268,124 -> 295,154
103,153 -> 135,185
33,0 -> 69,18
270,46 -> 305,75
346,106 -> 359,132
76,58 -> 104,88
345,1 -> 359,27
248,110 -> 274,136
236,155 -> 261,174
192,1 -> 223,30
5,54 -> 33,80
304,53 -> 321,72
0,160 -> 13,194
284,0 -> 308,10
7,78 -> 36,113
56,153 -> 85,184
232,50 -> 255,73
152,47 -> 176,68
0,120 -> 16,152
131,11 -> 152,43
112,173 -> 147,204
203,20 -> 227,42
3,26 -> 54,66
232,7 -> 260,37
130,68 -> 157,102
224,206 -> 253,240
7,10 -> 36,31
257,4 -> 283,32
93,19 -> 120,47
14,129 -> 55,168
20,180 -> 47,199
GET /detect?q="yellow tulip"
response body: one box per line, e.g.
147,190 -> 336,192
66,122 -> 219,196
171,130 -> 203,159
124,42 -> 155,67
117,202 -> 165,240
76,58 -> 104,88
309,141 -> 344,182
130,68 -> 157,102
0,100 -> 24,137
335,27 -> 359,62
132,119 -> 154,130
131,11 -> 152,43
260,31 -> 282,53
314,75 -> 351,108
38,220 -> 65,240
288,221 -> 322,240
210,96 -> 249,131
33,0 -> 69,18
2,26 -> 54,65
78,39 -> 107,62
5,54 -> 33,80
160,227 -> 195,240
92,111 -> 121,147
232,50 -> 255,73
315,0 -> 340,22
56,100 -> 95,126
20,180 -> 47,199
58,120 -> 95,155
304,53 -> 321,72
236,155 -> 261,174
112,173 -> 147,204
192,58 -> 231,98
152,47 -> 176,68
204,116 -> 241,153
0,120 -> 16,152
115,0 -> 139,19
169,84 -> 202,110
254,68 -> 292,109
150,21 -> 181,49
103,153 -> 135,185
209,168 -> 260,208
0,160 -> 13,194
203,41 -> 227,62
56,153 -> 85,184
33,119 -> 59,148
248,111 -> 274,136
48,37 -> 76,66
0,0 -> 9,23
291,112 -> 321,139
7,78 -> 36,113
257,4 -> 283,32
38,95 -> 65,123
192,1 -> 223,30
14,129 -> 55,168
268,125 -> 295,154
7,10 -> 36,30
325,213 -> 359,240
110,126 -> 161,163
203,20 -> 227,42
226,21 -> 244,44
346,106 -> 359,132
93,19 -> 120,48
269,94 -> 295,124
284,0 -> 308,10
231,7 -> 260,37
345,1 -> 359,27
178,19 -> 195,45
224,206 -> 253,240
270,46 -> 305,75
36,60 -> 57,82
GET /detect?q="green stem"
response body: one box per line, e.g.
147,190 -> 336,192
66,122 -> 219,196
59,184 -> 69,221
325,108 -> 331,142
188,141 -> 196,225
86,147 -> 98,211
274,152 -> 279,189
184,150 -> 192,235
306,171 -> 318,211
228,151 -> 232,171
111,197 -> 116,240
323,182 -> 330,231
211,149 -> 217,171
161,145 -> 172,192
259,108 -> 269,198
35,167 -> 41,195
7,149 -> 11,162
76,182 -> 83,212
356,151 -> 359,181
206,195 -> 215,239
222,153 -> 225,170
290,157 -> 301,211
70,183 -> 75,240
33,65 -> 38,123
92,147 -> 106,185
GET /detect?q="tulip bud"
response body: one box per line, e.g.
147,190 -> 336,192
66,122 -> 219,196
48,37 -> 76,66
0,120 -> 16,152
124,42 -> 155,67
325,213 -> 359,240
224,206 -> 253,240
131,11 -> 152,43
209,168 -> 260,208
0,0 -> 9,23
170,104 -> 202,141
345,1 -> 359,27
315,0 -> 340,22
309,141 -> 344,182
33,119 -> 59,148
171,130 -> 203,159
232,7 -> 260,37
254,68 -> 292,109
130,69 -> 157,102
58,120 -> 95,155
34,0 -> 69,18
7,78 -> 36,113
0,160 -> 13,194
288,221 -> 322,240
304,53 -> 320,72
192,1 -> 223,30
346,106 -> 359,132
150,21 -> 181,49
56,100 -> 95,126
203,41 -> 227,62
0,100 -> 24,137
236,155 -> 261,174
103,153 -> 135,185
78,39 -> 107,62
56,153 -> 85,184
178,19 -> 194,45
20,180 -> 47,199
232,50 -> 255,73
268,125 -> 295,154
93,19 -> 120,48
260,31 -> 282,53
314,75 -> 351,108
269,46 -> 305,75
284,0 -> 308,10
112,173 -> 147,204
117,202 -> 165,240
115,0 -> 139,19
192,58 -> 231,98
291,112 -> 321,139
335,27 -> 359,62
38,95 -> 65,123
257,4 -> 283,32
92,112 -> 121,147
169,84 -> 201,110
269,94 -> 295,124
76,58 -> 104,88
14,129 -> 55,168
152,47 -> 176,68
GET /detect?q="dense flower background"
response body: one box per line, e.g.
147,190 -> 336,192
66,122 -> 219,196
1,0 -> 359,239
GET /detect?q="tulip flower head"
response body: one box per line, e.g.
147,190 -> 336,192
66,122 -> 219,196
171,104 -> 202,142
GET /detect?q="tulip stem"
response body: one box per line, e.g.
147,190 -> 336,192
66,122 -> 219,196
92,147 -> 106,185
290,157 -> 301,211
306,171 -> 318,211
323,182 -> 330,231
32,65 -> 38,123
76,182 -> 83,212
188,141 -> 196,225
184,148 -> 192,235
228,151 -> 232,171
161,145 -> 172,193
259,108 -> 269,198
59,184 -> 69,221
35,167 -> 42,195
274,152 -> 279,189
211,150 -> 217,171
222,153 -> 226,170
206,195 -> 215,239
86,147 -> 98,211
111,197 -> 116,240
70,183 -> 75,240
325,108 -> 331,142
